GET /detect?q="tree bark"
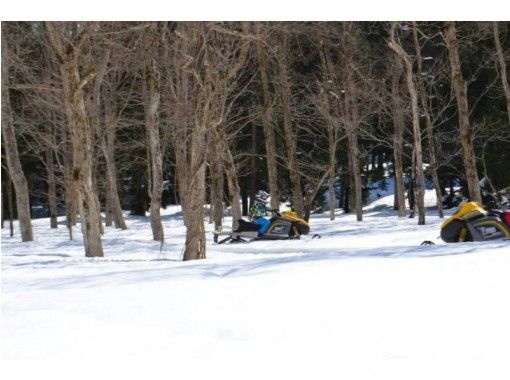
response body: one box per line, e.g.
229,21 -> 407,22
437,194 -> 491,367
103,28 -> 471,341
46,22 -> 104,257
388,22 -> 426,224
182,119 -> 207,261
391,58 -> 407,217
278,30 -> 304,217
316,34 -> 341,221
217,134 -> 242,231
62,126 -> 77,239
343,28 -> 363,222
45,147 -> 58,228
493,22 -> 510,128
6,172 -> 15,237
256,25 -> 280,210
340,168 -> 350,213
170,23 -> 209,261
445,22 -> 482,204
209,146 -> 224,232
104,188 -> 113,227
1,30 -> 34,242
321,91 -> 338,221
144,58 -> 164,242
102,97 -> 127,229
328,167 -> 336,220
86,49 -> 109,237
88,47 -> 127,230
249,122 -> 258,211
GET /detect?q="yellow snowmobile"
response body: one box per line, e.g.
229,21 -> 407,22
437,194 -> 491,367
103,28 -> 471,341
440,202 -> 510,243
213,210 -> 314,244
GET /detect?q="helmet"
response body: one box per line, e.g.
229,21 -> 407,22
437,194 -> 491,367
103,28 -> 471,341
255,190 -> 269,203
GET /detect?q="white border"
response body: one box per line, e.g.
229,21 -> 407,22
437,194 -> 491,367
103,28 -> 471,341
1,0 -> 509,21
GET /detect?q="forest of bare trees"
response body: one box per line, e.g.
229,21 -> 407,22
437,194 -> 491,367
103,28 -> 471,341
2,21 -> 510,259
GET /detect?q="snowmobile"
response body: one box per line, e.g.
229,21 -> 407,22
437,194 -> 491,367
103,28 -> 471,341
440,201 -> 510,243
213,210 -> 313,244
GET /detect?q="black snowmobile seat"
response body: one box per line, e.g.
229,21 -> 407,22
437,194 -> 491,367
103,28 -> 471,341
235,219 -> 263,233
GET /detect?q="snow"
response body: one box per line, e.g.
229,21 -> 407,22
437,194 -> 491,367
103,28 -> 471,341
2,202 -> 510,380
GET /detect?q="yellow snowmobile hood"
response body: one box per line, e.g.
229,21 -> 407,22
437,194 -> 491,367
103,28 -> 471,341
441,201 -> 487,229
281,211 -> 309,227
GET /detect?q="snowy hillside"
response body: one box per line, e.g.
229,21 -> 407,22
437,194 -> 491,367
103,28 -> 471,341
2,204 -> 510,380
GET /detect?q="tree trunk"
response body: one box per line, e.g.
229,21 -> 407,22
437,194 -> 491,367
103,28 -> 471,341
182,126 -> 207,261
102,99 -> 127,229
325,96 -> 338,221
316,33 -> 340,220
406,69 -> 425,225
388,23 -> 426,224
46,22 -> 104,257
207,129 -> 224,230
45,148 -> 58,228
412,22 -> 443,218
391,59 -> 407,217
493,22 -> 510,128
278,31 -> 304,217
424,118 -> 443,217
445,22 -> 482,204
219,136 -> 242,231
89,47 -> 127,231
209,149 -> 224,232
409,149 -> 418,218
176,25 -> 208,261
64,61 -> 104,256
249,122 -> 258,211
64,136 -> 77,240
144,58 -> 164,242
183,176 -> 206,261
1,191 -> 3,230
328,168 -> 336,220
343,23 -> 363,222
6,172 -> 15,237
1,31 -> 34,242
104,188 -> 113,227
341,168 -> 350,213
346,130 -> 363,222
256,26 -> 280,210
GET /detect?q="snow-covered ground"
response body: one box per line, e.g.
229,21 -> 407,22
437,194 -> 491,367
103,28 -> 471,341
2,202 -> 510,380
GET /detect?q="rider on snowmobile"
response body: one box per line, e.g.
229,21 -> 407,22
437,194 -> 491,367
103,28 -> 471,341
250,190 -> 271,236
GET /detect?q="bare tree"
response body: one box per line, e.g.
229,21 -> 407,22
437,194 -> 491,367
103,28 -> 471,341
100,84 -> 128,230
277,27 -> 305,217
208,138 -> 225,232
412,22 -> 444,218
87,37 -> 128,231
444,21 -> 482,204
45,144 -> 58,228
342,22 -> 364,222
315,31 -> 342,221
1,25 -> 34,242
143,52 -> 164,242
256,23 -> 280,210
390,57 -> 407,217
388,22 -> 426,224
45,22 -> 104,257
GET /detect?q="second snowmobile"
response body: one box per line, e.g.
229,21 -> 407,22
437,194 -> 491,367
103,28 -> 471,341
213,210 -> 312,244
440,201 -> 510,243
